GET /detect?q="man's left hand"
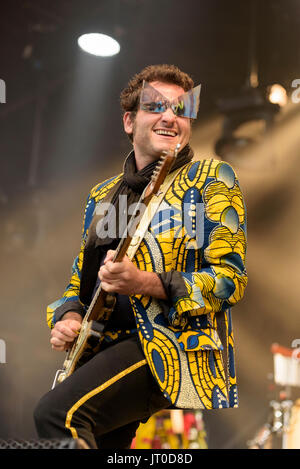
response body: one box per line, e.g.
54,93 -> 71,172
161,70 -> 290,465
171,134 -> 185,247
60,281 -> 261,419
98,249 -> 167,300
98,250 -> 144,295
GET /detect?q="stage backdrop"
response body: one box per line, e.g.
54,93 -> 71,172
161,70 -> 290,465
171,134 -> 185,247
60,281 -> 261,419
0,102 -> 299,448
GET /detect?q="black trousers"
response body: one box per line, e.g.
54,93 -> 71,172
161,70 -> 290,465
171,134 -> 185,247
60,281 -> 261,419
34,334 -> 169,449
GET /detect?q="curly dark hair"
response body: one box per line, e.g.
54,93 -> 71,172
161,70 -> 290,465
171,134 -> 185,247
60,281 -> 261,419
120,64 -> 194,141
120,64 -> 194,114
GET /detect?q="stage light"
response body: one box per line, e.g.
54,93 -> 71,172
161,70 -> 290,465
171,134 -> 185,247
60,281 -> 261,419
77,33 -> 120,57
267,84 -> 287,107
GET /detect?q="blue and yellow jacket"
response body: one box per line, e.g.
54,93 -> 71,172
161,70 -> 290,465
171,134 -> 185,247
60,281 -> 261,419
47,158 -> 247,410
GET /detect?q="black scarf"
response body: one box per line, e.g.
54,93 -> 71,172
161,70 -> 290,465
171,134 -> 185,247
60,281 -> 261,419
122,143 -> 193,194
96,144 -> 194,247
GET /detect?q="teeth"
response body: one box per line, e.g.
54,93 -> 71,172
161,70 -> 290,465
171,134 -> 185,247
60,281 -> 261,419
155,130 -> 177,137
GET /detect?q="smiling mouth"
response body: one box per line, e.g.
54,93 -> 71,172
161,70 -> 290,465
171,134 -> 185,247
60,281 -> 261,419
154,129 -> 178,137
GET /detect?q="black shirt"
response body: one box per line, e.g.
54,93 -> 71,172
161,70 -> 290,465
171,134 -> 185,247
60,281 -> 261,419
91,239 -> 136,332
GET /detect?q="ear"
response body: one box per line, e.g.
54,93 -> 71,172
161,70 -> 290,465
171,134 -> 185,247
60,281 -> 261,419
123,112 -> 134,135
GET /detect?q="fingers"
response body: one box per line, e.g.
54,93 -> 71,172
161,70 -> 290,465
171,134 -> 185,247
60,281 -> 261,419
104,260 -> 125,274
104,250 -> 116,264
100,255 -> 130,277
100,281 -> 115,293
98,254 -> 138,295
50,336 -> 69,351
50,319 -> 81,352
99,265 -> 125,283
53,320 -> 81,338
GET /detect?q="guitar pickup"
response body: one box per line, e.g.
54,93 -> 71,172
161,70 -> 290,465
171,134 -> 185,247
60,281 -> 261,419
88,320 -> 105,337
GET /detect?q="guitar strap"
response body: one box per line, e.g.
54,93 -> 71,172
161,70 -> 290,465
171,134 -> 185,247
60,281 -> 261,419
126,164 -> 185,259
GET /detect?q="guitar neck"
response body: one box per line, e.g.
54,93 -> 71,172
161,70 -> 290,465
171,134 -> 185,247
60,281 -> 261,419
84,194 -> 143,322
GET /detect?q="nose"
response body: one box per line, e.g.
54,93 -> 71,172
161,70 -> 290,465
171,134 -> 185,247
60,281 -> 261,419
160,107 -> 176,125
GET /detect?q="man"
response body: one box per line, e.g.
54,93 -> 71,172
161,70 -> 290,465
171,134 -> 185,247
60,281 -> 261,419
34,64 -> 247,449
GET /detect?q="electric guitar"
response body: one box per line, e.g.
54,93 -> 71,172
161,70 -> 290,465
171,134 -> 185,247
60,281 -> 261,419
52,144 -> 180,388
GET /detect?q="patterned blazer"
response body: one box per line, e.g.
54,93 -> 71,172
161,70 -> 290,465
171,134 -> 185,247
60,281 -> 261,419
47,158 -> 247,410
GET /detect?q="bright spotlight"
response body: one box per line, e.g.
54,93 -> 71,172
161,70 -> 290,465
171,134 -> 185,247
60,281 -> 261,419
78,33 -> 120,57
268,84 -> 287,107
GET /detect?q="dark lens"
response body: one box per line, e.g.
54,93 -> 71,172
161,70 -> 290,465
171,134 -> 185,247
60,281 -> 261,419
142,102 -> 157,111
143,101 -> 166,113
155,101 -> 165,112
171,101 -> 185,116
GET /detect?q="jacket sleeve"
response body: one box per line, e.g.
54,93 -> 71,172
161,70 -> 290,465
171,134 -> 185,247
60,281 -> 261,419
159,161 -> 248,327
46,191 -> 96,329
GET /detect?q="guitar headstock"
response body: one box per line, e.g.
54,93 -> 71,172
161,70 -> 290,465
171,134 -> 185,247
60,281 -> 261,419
144,143 -> 181,199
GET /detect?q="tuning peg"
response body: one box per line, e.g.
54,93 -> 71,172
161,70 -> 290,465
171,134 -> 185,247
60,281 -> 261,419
174,143 -> 181,156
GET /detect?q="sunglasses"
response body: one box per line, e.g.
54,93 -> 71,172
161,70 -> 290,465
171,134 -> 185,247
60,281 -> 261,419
140,81 -> 201,119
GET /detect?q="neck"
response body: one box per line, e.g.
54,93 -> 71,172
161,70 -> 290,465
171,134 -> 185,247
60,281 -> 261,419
133,147 -> 163,172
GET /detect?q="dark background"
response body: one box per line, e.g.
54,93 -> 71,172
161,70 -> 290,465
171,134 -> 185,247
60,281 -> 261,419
0,0 -> 299,448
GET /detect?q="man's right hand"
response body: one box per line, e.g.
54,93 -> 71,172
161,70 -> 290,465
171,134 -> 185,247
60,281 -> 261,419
50,312 -> 82,352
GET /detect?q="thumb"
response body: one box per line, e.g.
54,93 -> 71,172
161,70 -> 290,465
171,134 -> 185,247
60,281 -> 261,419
68,319 -> 82,333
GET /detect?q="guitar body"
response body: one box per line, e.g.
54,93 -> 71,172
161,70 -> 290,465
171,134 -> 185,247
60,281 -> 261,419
52,320 -> 105,388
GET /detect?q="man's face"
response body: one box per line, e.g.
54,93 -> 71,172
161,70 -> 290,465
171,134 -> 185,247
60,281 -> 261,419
123,81 -> 191,167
